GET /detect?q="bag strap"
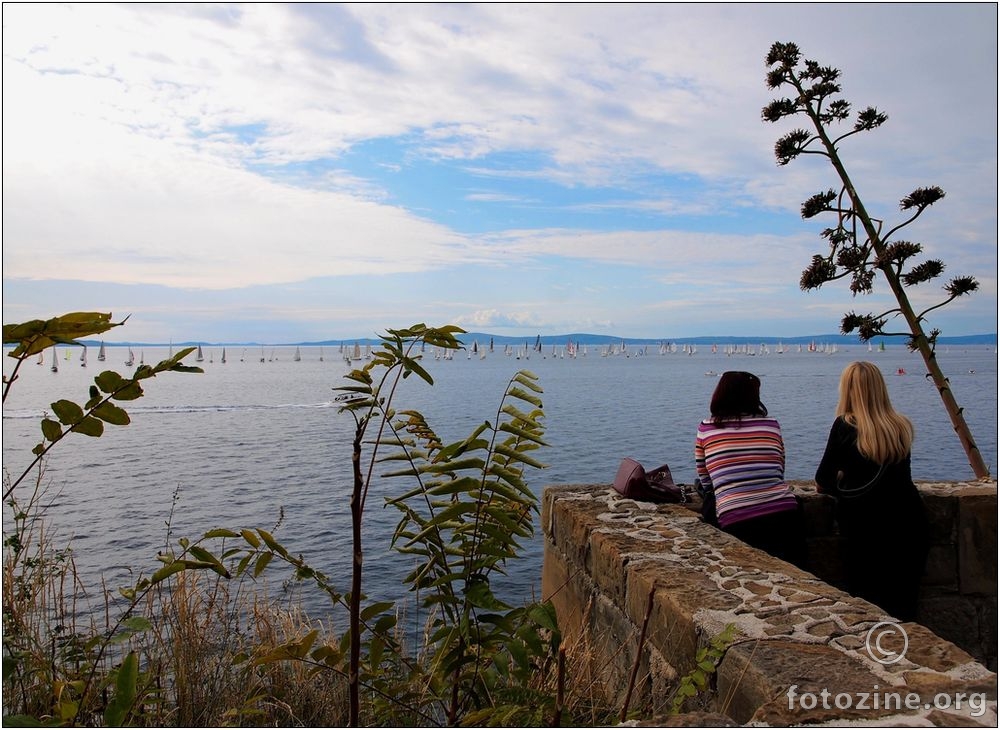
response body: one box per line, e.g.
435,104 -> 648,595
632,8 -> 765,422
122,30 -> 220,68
838,463 -> 885,499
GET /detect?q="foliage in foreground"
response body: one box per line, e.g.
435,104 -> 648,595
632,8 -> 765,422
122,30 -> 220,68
762,41 -> 988,479
2,316 -> 622,726
3,315 -> 739,726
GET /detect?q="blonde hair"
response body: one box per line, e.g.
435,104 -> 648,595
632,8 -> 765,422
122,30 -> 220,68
836,361 -> 913,464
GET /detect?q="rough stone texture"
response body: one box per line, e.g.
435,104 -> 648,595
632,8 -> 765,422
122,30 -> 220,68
542,481 -> 998,726
958,491 -> 998,596
788,479 -> 997,670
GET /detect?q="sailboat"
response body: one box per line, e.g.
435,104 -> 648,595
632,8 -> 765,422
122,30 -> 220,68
196,345 -> 204,362
36,351 -> 44,365
319,346 -> 324,362
50,347 -> 59,372
125,348 -> 135,366
97,341 -> 106,362
80,347 -> 87,367
293,346 -> 301,362
221,348 -> 227,364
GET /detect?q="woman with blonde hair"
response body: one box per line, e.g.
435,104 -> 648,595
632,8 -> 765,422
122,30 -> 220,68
815,361 -> 929,620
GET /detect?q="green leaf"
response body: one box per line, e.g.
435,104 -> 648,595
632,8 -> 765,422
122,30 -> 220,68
188,545 -> 231,578
72,416 -> 104,438
360,601 -> 395,622
240,529 -> 260,548
527,602 -> 558,632
0,714 -> 47,727
498,421 -> 548,445
465,580 -> 511,610
508,386 -> 543,408
254,552 -> 273,577
256,529 -> 288,557
122,616 -> 152,632
40,418 -> 62,442
204,528 -> 239,539
95,370 -> 127,394
512,370 -> 543,392
104,651 -> 138,726
151,561 -> 186,583
51,399 -> 84,425
494,442 -> 547,469
111,382 -> 144,401
93,401 -> 130,426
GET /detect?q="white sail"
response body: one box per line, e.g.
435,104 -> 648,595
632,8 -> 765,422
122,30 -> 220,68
97,341 -> 106,361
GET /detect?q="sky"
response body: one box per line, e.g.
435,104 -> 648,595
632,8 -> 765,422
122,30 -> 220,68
2,3 -> 997,344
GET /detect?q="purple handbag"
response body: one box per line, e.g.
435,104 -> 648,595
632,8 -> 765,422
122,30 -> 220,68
612,457 -> 688,503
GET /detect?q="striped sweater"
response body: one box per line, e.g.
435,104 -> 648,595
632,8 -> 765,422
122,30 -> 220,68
694,416 -> 798,528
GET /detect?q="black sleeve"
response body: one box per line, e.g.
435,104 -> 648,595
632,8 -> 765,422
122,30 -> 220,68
815,418 -> 851,494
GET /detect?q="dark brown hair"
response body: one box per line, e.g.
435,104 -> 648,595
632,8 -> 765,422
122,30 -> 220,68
710,371 -> 768,426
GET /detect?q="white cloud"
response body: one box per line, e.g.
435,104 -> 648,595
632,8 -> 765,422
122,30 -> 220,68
2,3 -> 995,340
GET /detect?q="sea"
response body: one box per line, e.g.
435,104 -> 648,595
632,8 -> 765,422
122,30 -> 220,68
2,342 -> 997,626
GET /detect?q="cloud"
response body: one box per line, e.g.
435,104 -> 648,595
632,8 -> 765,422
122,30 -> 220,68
453,309 -> 540,329
2,3 -> 995,341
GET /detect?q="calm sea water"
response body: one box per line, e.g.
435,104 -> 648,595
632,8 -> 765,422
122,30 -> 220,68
3,343 -> 996,622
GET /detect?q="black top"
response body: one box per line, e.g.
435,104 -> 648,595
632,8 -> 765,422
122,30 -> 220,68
815,416 -> 924,526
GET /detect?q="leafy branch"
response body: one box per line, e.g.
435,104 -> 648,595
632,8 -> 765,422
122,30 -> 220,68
762,41 -> 989,479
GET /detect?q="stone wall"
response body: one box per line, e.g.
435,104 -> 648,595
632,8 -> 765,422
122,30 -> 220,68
541,482 -> 998,726
798,481 -> 997,670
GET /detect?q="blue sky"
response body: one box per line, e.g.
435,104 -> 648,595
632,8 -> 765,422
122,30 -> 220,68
3,4 -> 997,343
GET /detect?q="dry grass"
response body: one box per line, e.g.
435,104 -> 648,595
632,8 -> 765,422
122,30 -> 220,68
4,477 -> 621,727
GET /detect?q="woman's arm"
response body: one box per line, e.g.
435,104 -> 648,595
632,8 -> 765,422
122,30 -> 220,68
694,424 -> 712,489
815,418 -> 846,494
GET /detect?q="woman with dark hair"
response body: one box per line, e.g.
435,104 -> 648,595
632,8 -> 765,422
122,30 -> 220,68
695,371 -> 805,566
815,361 -> 929,620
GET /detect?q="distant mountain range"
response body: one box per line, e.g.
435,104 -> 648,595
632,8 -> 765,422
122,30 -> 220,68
82,332 -> 997,347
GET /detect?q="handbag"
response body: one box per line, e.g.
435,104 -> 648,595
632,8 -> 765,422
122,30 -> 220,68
612,457 -> 688,503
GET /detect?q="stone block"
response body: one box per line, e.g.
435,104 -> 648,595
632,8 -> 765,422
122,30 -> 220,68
920,488 -> 959,544
797,489 -> 838,536
720,640 -> 889,725
542,537 -> 590,647
958,493 -> 998,595
978,596 -> 997,671
916,596 -> 979,663
922,543 -> 959,588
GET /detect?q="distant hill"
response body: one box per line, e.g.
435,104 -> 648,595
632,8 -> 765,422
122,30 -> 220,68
79,332 -> 997,348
